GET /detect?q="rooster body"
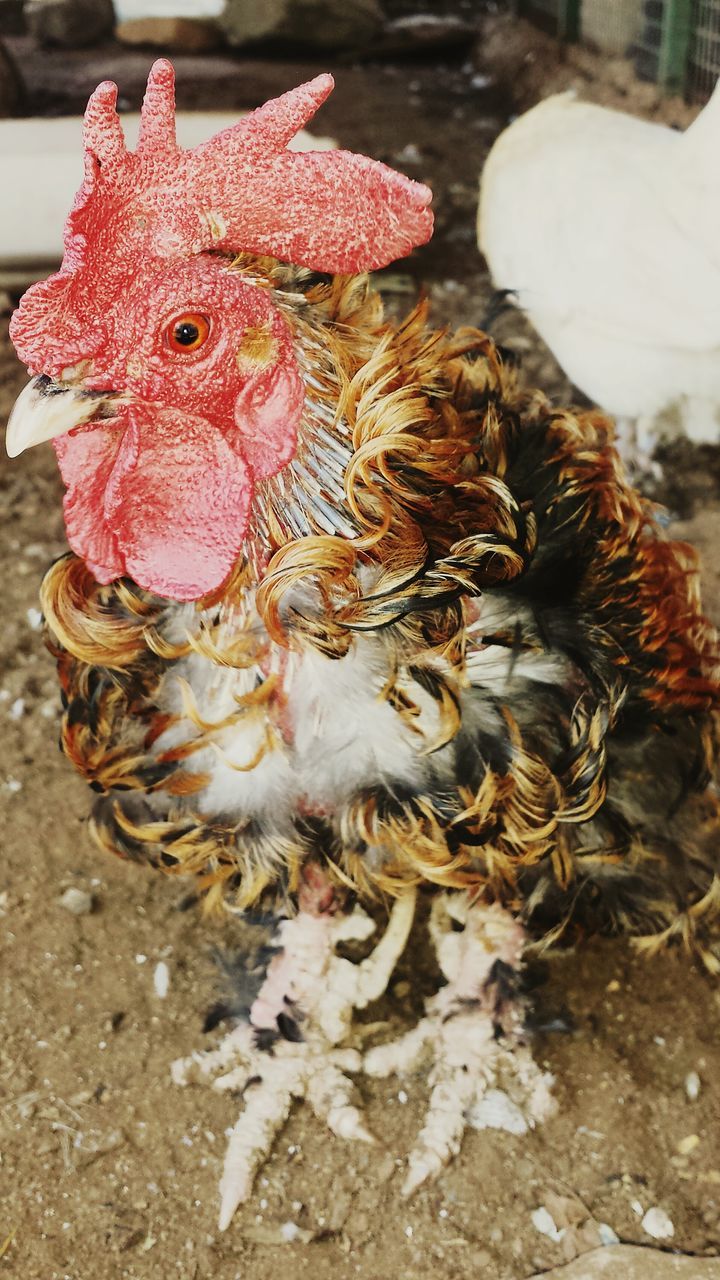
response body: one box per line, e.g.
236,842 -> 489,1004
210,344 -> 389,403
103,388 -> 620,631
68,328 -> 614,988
7,63 -> 720,1224
39,264 -> 719,946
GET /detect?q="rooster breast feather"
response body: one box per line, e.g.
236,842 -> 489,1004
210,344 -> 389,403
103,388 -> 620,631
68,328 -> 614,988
42,270 -> 720,959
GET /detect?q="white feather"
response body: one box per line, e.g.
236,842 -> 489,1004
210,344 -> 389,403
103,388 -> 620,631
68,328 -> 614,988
478,83 -> 720,438
153,596 -> 444,824
151,588 -> 570,828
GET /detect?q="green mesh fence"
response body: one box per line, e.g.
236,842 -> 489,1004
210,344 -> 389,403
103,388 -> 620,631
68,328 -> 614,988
633,0 -> 668,81
517,0 -> 719,99
688,0 -> 720,98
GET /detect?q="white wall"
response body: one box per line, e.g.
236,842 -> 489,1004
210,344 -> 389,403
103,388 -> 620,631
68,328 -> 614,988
113,0 -> 225,22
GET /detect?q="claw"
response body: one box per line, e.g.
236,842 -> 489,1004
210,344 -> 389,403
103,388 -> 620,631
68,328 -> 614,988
306,1058 -> 376,1142
213,1065 -> 252,1093
171,884 -> 417,1229
364,893 -> 556,1195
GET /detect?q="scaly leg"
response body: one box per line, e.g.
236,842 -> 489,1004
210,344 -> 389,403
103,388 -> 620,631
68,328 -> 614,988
172,864 -> 416,1230
364,893 -> 555,1196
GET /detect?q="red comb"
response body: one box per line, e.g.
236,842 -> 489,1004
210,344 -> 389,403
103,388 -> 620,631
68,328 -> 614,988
11,62 -> 433,372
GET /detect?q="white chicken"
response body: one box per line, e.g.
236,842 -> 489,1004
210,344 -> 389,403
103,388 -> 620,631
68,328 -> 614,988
478,80 -> 720,452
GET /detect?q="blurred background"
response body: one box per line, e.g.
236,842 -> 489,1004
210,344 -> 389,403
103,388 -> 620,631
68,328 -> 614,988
515,0 -> 720,100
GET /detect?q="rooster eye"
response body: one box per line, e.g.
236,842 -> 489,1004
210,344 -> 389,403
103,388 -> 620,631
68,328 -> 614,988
166,312 -> 211,353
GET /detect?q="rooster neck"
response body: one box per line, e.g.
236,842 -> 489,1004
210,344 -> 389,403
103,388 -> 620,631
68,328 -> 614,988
228,263 -> 391,573
248,333 -> 361,564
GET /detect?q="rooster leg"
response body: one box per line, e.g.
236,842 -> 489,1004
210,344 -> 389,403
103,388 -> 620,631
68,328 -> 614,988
364,893 -> 555,1197
171,866 -> 416,1230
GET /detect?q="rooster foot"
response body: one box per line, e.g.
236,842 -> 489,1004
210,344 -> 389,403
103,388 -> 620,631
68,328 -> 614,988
364,893 -> 556,1196
171,867 -> 416,1231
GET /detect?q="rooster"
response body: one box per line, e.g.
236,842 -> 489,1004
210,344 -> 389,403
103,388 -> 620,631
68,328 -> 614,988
7,61 -> 720,1230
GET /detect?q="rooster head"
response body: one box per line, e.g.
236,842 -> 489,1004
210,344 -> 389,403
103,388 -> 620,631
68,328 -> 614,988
7,61 -> 433,601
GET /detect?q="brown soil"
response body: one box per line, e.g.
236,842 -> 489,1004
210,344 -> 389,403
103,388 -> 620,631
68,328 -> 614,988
2,15 -> 720,1280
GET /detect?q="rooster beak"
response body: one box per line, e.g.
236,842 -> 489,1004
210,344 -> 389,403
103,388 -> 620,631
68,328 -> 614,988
5,375 -> 113,459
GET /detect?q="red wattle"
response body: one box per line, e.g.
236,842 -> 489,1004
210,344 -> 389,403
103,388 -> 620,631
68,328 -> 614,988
233,361 -> 304,481
56,407 -> 254,601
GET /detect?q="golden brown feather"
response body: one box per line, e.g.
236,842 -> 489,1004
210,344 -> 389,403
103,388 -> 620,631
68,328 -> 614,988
41,265 -> 720,964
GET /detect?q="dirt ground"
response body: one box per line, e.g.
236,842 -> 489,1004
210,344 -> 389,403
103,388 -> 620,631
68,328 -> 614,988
2,12 -> 720,1280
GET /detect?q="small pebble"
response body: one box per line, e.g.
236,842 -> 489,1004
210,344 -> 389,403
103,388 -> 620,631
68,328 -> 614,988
597,1223 -> 620,1246
58,887 -> 93,916
153,961 -> 170,999
531,1207 -> 564,1242
26,607 -> 43,630
677,1133 -> 700,1155
9,697 -> 25,720
641,1207 -> 674,1240
685,1070 -> 701,1101
606,979 -> 620,993
395,142 -> 422,164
